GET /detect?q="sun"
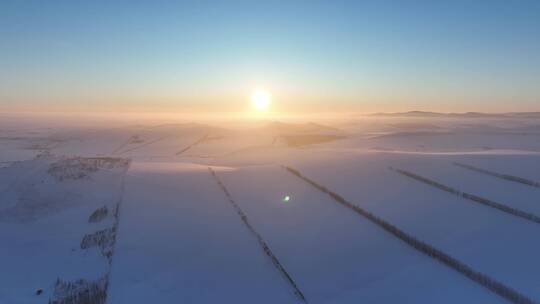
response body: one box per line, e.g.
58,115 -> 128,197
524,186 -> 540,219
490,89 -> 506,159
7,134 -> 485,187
251,89 -> 271,111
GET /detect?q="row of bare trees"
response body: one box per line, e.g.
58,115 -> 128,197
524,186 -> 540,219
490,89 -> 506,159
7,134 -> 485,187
48,160 -> 130,304
208,167 -> 308,303
391,167 -> 540,225
48,277 -> 107,304
453,162 -> 540,188
284,165 -> 534,304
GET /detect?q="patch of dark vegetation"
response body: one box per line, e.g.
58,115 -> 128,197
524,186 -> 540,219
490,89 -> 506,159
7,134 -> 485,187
88,206 -> 108,223
391,167 -> 540,225
284,165 -> 535,304
28,143 -> 47,150
36,150 -> 53,158
49,276 -> 107,304
49,166 -> 129,304
453,162 -> 540,188
209,168 -> 307,303
51,164 -> 128,304
281,135 -> 345,147
113,203 -> 120,220
80,228 -> 116,262
48,157 -> 130,181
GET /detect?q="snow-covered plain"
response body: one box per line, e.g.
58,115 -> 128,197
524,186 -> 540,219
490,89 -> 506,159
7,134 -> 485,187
2,112 -> 540,303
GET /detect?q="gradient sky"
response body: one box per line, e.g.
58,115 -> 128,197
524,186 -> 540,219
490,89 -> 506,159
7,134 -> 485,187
1,0 -> 539,113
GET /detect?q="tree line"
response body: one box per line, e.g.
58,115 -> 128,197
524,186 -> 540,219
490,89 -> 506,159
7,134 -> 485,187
453,162 -> 540,188
391,167 -> 540,225
284,165 -> 534,304
208,167 -> 308,303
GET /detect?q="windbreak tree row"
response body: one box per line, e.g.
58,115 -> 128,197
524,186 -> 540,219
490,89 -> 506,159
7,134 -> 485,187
284,165 -> 534,304
49,160 -> 131,304
208,167 -> 308,303
453,162 -> 540,188
391,167 -> 540,225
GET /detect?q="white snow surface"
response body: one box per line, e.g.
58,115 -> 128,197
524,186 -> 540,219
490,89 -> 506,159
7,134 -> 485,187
2,114 -> 540,303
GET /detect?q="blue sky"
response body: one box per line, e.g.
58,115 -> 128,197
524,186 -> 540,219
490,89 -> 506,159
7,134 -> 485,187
1,0 -> 539,112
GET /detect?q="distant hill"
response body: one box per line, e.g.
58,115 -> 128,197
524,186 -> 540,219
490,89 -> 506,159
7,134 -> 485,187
369,111 -> 540,118
258,121 -> 342,135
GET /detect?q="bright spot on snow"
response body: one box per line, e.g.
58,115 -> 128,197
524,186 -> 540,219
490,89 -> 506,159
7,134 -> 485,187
251,89 -> 271,110
283,195 -> 291,203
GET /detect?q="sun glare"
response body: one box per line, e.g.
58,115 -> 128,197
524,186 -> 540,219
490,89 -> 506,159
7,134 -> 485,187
251,89 -> 271,111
